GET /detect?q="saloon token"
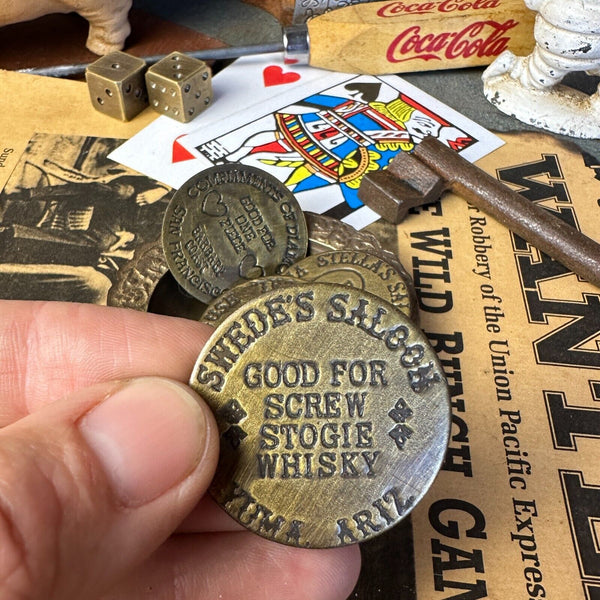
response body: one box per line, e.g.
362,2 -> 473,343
162,164 -> 308,303
304,212 -> 418,321
305,211 -> 409,276
190,283 -> 450,548
200,275 -> 297,327
284,249 -> 417,320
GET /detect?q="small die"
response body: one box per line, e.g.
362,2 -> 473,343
85,51 -> 148,121
145,52 -> 212,123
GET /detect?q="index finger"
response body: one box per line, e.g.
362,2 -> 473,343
0,300 -> 214,425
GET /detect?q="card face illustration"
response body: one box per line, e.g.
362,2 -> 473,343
183,73 -> 503,229
111,55 -> 503,230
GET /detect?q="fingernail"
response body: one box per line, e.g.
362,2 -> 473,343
79,377 -> 208,507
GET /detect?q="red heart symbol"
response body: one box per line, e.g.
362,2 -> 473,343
263,65 -> 301,87
172,135 -> 195,163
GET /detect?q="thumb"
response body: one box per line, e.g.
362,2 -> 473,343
0,377 -> 218,600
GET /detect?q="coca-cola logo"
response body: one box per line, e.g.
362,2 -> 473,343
386,19 -> 518,63
377,0 -> 501,17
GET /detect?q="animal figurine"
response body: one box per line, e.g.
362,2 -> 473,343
482,0 -> 600,138
0,0 -> 133,55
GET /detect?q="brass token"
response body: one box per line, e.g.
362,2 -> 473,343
200,275 -> 297,327
305,211 -> 406,274
190,283 -> 450,548
107,240 -> 169,311
162,164 -> 308,303
284,249 -> 417,320
304,212 -> 417,320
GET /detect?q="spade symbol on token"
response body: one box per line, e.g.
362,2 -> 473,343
239,253 -> 264,280
202,190 -> 228,217
222,425 -> 248,450
218,399 -> 248,424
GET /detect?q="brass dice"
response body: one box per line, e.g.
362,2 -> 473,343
86,51 -> 212,123
145,52 -> 212,123
85,51 -> 148,121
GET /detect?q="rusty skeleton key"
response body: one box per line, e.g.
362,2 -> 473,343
358,136 -> 600,289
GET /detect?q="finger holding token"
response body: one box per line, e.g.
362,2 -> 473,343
190,282 -> 450,549
162,164 -> 308,304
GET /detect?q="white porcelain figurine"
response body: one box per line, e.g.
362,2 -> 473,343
482,0 -> 600,138
0,0 -> 133,55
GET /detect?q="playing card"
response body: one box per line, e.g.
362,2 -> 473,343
110,55 -> 504,229
180,72 -> 504,229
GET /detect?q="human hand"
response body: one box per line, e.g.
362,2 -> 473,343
0,301 -> 361,599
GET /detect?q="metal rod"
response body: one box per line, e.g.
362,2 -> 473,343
17,41 -> 285,79
413,136 -> 600,289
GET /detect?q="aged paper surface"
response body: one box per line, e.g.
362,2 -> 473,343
0,71 -> 171,308
397,131 -> 600,600
0,70 -> 158,158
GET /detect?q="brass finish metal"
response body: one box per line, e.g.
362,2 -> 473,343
201,275 -> 297,327
162,164 -> 308,304
107,240 -> 168,310
359,136 -> 600,289
145,52 -> 212,123
190,283 -> 450,548
305,211 -> 414,284
85,51 -> 148,121
284,250 -> 418,322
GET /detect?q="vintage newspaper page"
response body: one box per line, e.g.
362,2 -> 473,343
397,131 -> 600,600
0,71 -> 172,309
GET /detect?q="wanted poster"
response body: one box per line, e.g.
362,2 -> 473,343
395,131 -> 600,600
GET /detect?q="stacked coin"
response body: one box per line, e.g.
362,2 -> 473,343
161,165 -> 449,548
198,211 -> 419,326
162,164 -> 309,304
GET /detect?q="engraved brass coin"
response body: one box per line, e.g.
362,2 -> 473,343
107,240 -> 169,311
200,275 -> 297,327
305,211 -> 406,275
162,164 -> 308,303
304,212 -> 417,320
190,283 -> 450,548
284,249 -> 417,321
